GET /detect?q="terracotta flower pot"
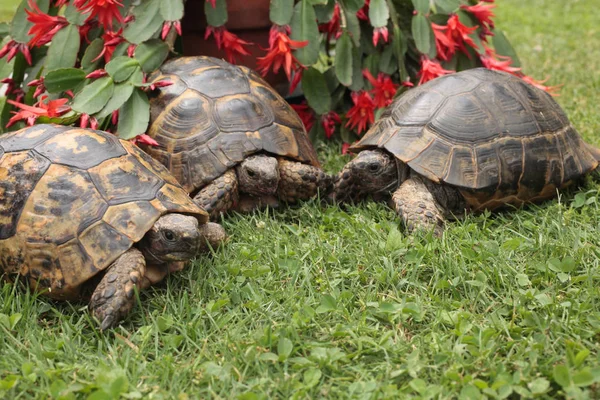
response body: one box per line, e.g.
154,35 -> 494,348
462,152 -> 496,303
181,0 -> 289,94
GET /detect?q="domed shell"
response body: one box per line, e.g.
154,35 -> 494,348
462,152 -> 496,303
352,68 -> 599,209
0,125 -> 208,300
143,56 -> 320,193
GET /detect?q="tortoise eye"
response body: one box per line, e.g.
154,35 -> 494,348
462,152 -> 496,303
368,163 -> 380,172
163,230 -> 176,241
247,169 -> 256,178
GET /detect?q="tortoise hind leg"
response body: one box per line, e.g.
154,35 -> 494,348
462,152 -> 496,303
391,175 -> 466,236
277,158 -> 333,203
89,248 -> 146,330
192,169 -> 239,221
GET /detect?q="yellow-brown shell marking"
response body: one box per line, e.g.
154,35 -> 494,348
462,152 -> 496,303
142,56 -> 319,194
0,125 -> 207,300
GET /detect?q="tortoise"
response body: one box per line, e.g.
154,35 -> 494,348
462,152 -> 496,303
332,68 -> 600,234
0,124 -> 227,330
139,56 -> 332,220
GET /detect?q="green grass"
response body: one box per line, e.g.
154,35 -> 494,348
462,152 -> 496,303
2,1 -> 600,399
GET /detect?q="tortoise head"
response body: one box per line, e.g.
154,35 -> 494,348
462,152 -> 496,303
140,214 -> 202,263
331,149 -> 400,203
236,154 -> 280,197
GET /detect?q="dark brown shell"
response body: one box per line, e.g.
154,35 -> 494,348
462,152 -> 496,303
352,68 -> 599,210
142,56 -> 320,193
0,125 -> 208,300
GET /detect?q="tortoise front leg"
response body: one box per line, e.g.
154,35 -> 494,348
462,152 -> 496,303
192,169 -> 239,220
89,248 -> 146,330
277,158 -> 333,203
391,176 -> 446,236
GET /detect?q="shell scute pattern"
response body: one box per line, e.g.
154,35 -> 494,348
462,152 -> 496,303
0,125 -> 207,299
351,68 -> 599,206
142,56 -> 320,191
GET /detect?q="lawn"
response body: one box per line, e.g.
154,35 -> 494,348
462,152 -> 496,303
1,0 -> 600,399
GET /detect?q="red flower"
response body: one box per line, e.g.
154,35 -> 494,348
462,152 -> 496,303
93,29 -> 125,63
79,113 -> 99,129
357,0 -> 370,21
341,142 -> 352,155
319,4 -> 341,41
321,111 -> 341,139
205,26 -> 253,63
519,75 -> 561,96
290,102 -> 315,132
206,0 -> 216,8
6,96 -> 70,127
362,69 -> 399,108
418,57 -> 454,85
372,26 -> 389,47
1,78 -> 25,103
345,91 -> 375,135
146,78 -> 173,91
27,77 -> 46,98
0,40 -> 32,65
75,0 -> 124,30
257,25 -> 308,82
289,64 -> 304,94
461,2 -> 495,37
25,0 -> 68,47
161,21 -> 182,40
431,14 -> 478,59
131,134 -> 159,147
480,47 -> 521,74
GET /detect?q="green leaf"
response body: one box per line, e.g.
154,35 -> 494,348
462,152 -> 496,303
159,0 -> 184,21
335,32 -> 353,86
134,39 -> 169,73
205,0 -> 228,27
411,14 -> 431,54
44,68 -> 86,93
44,24 -> 80,74
369,0 -> 389,27
315,294 -> 337,313
314,0 -> 335,23
302,68 -> 331,115
11,0 -> 50,43
96,82 -> 134,118
528,377 -> 549,394
117,88 -> 150,139
270,0 -> 295,25
492,29 -> 521,67
126,66 -> 144,86
123,0 -> 164,44
71,76 -> 115,114
277,337 -> 293,360
343,8 -> 361,47
290,0 -> 320,66
553,364 -> 572,388
81,38 -> 104,74
349,46 -> 364,91
64,2 -> 89,25
434,0 -> 459,14
106,56 -> 140,83
573,368 -> 595,387
339,0 -> 364,13
303,368 -> 322,387
411,0 -> 430,14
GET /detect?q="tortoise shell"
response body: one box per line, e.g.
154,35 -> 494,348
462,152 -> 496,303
352,68 -> 599,210
142,56 -> 320,194
0,124 -> 208,300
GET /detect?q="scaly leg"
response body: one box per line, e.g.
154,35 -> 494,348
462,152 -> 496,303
277,158 -> 333,203
89,248 -> 146,330
390,176 -> 446,236
193,169 -> 238,220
